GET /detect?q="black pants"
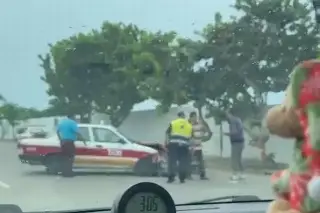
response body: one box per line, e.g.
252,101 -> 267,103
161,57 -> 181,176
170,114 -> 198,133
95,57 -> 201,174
167,143 -> 189,181
60,141 -> 76,177
194,150 -> 206,178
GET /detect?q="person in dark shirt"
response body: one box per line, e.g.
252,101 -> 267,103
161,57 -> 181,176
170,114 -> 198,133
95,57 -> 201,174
224,108 -> 245,183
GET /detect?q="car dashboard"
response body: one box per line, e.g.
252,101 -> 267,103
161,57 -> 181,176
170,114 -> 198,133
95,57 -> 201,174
84,201 -> 270,213
20,201 -> 270,213
6,182 -> 270,213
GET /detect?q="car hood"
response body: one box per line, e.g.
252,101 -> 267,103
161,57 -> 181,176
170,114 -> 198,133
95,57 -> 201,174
129,142 -> 158,154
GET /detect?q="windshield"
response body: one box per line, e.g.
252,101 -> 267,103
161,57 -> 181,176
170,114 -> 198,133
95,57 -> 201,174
0,0 -> 316,211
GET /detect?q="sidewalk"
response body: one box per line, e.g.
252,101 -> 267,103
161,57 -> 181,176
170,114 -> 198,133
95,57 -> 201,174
203,155 -> 287,176
185,169 -> 274,201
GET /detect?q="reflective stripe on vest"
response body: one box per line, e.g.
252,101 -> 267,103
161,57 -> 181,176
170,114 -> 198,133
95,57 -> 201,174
170,135 -> 190,144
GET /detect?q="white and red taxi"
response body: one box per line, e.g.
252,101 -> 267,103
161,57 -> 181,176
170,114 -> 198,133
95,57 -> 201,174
18,123 -> 163,176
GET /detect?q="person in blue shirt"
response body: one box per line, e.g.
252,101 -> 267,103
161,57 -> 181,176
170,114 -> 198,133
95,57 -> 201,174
56,114 -> 80,177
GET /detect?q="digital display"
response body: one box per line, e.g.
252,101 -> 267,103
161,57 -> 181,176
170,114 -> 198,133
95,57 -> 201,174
125,192 -> 167,213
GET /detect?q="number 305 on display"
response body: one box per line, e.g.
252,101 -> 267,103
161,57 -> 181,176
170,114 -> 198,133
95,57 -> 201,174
140,195 -> 159,212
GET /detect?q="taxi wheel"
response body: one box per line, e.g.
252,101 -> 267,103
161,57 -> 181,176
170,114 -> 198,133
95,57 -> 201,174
45,155 -> 60,175
134,159 -> 156,177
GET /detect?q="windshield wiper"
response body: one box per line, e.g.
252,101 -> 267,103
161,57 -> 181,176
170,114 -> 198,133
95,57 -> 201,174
178,195 -> 270,205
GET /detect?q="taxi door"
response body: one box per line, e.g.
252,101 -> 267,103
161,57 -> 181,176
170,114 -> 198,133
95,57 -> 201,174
73,126 -> 110,169
90,127 -> 132,169
73,126 -> 95,168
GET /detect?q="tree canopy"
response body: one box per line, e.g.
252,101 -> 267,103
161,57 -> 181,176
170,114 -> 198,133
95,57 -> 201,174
198,0 -> 319,119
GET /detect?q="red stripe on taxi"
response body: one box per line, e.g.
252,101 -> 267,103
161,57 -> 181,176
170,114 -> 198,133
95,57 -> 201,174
20,144 -> 150,159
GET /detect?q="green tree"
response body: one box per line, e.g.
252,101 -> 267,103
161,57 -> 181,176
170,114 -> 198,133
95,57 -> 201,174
92,22 -> 161,127
195,0 -> 318,161
39,30 -> 107,122
40,22 -> 164,127
198,0 -> 318,110
139,32 -> 214,140
139,32 -> 208,112
137,31 -> 183,113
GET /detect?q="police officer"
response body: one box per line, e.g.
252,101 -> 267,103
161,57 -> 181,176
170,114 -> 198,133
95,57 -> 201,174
165,112 -> 193,183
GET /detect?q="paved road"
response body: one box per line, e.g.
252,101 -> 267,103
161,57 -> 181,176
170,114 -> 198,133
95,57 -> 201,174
0,142 -> 274,212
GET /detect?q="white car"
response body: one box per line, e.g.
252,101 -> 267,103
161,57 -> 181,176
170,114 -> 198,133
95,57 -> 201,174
16,125 -> 48,141
18,123 -> 163,176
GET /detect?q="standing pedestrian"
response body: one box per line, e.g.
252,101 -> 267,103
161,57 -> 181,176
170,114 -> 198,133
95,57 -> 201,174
224,108 -> 245,183
165,112 -> 193,183
189,111 -> 209,180
56,114 -> 84,177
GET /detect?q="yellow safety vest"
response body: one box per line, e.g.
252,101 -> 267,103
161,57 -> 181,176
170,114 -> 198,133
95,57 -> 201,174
170,118 -> 192,143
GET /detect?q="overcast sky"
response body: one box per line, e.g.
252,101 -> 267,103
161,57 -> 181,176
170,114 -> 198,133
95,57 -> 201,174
0,0 -> 283,110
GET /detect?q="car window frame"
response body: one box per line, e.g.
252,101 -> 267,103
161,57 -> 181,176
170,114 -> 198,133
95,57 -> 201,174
92,127 -> 123,144
78,126 -> 91,141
